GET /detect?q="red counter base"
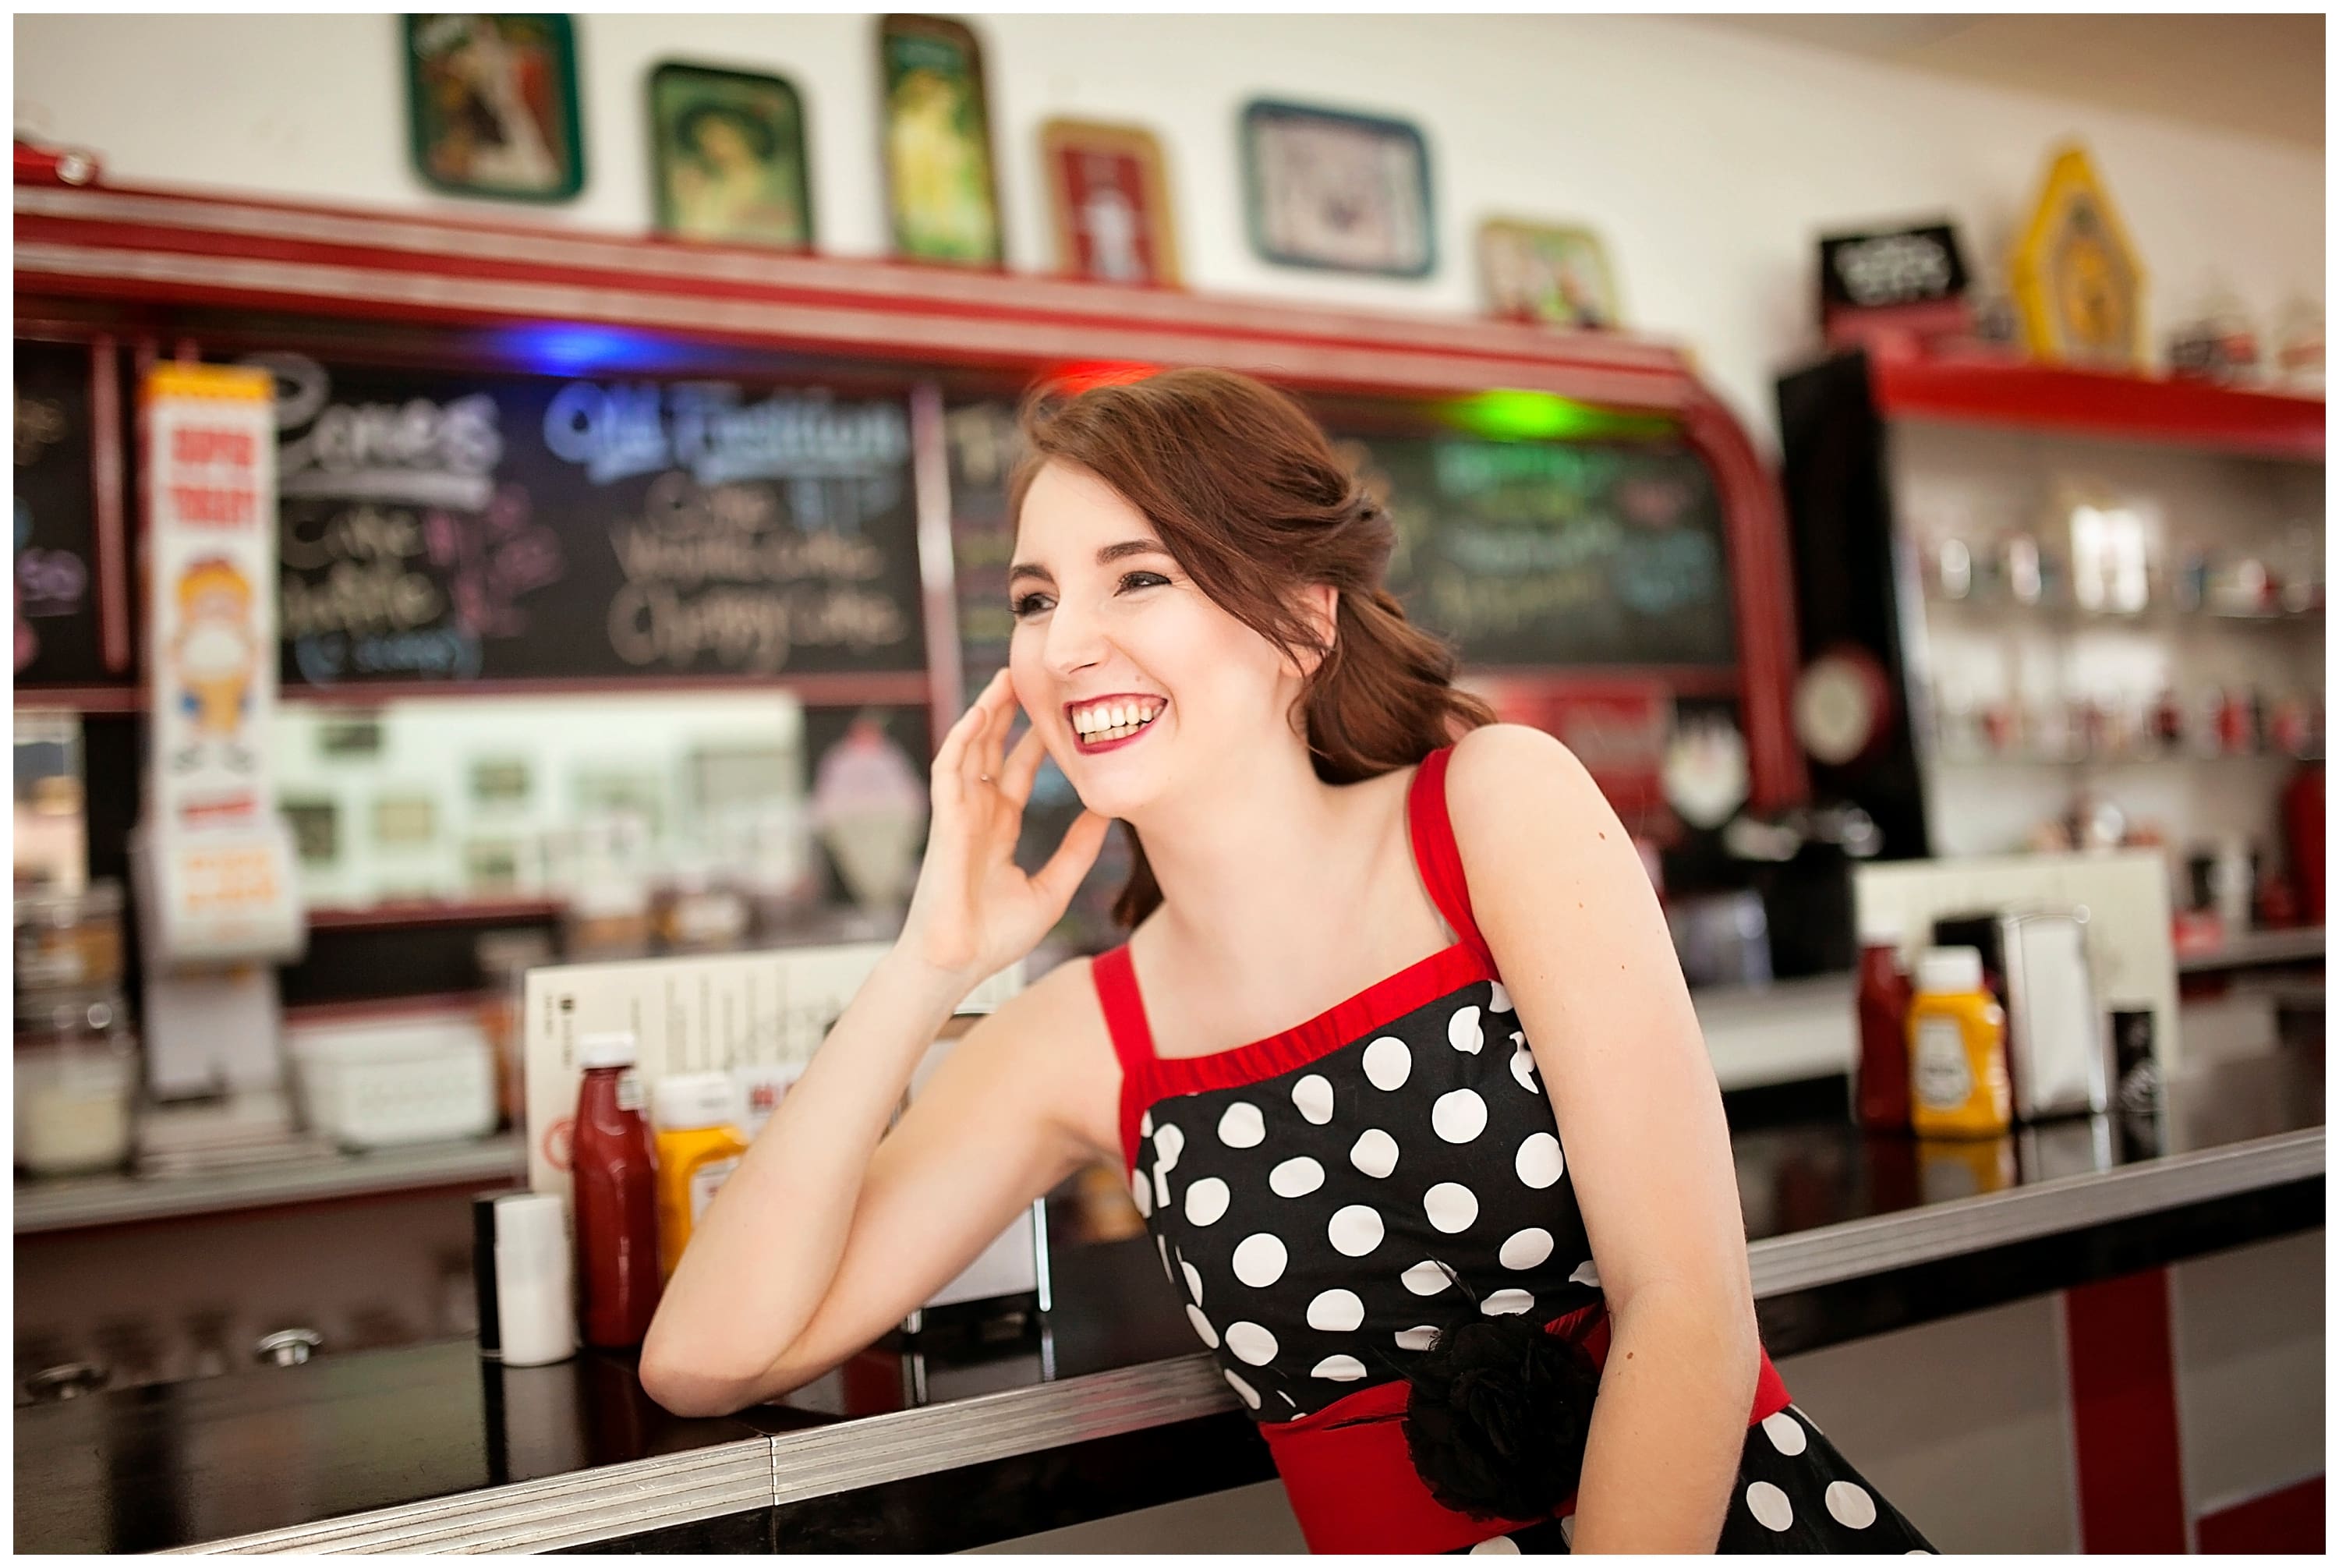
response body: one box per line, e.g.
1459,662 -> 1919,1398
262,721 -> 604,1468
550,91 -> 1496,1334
2196,1475 -> 2324,1554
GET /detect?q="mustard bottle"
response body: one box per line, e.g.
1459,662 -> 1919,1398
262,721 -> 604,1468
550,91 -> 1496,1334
1906,946 -> 2012,1139
649,1072 -> 750,1281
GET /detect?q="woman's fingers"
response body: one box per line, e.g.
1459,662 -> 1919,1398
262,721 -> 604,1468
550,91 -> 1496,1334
1031,809 -> 1112,909
978,674 -> 1018,784
934,671 -> 1000,781
1000,723 -> 1048,802
955,669 -> 1010,795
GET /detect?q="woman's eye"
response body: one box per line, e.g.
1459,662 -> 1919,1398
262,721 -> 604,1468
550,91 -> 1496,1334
1010,571 -> 1169,621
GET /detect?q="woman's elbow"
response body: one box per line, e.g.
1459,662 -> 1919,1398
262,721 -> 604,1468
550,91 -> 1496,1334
638,1329 -> 767,1418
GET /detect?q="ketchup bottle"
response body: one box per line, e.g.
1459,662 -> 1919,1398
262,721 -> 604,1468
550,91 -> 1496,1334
571,1030 -> 663,1348
1853,924 -> 1914,1132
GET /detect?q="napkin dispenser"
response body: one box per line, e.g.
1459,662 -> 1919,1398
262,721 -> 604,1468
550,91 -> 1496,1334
1932,905 -> 2107,1121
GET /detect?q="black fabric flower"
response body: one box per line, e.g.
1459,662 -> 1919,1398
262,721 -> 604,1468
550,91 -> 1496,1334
1399,1308 -> 1602,1523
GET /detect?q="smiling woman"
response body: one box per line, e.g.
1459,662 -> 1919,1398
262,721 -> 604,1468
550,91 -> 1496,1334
641,368 -> 1933,1556
1001,368 -> 1492,926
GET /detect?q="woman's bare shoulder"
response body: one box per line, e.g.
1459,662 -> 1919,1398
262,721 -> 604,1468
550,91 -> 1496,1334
1440,724 -> 1627,925
1443,724 -> 1601,845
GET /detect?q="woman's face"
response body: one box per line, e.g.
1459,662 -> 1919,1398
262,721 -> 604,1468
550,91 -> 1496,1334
1008,460 -> 1308,817
694,117 -> 752,169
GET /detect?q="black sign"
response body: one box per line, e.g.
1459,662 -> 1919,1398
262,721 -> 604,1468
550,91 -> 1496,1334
1351,434 -> 1736,667
943,397 -> 1023,698
13,340 -> 110,687
245,355 -> 927,686
1820,223 -> 1969,312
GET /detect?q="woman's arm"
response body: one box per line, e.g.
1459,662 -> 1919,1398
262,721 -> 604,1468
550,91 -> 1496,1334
645,666 -> 1113,1417
1446,724 -> 1760,1552
639,950 -> 1110,1417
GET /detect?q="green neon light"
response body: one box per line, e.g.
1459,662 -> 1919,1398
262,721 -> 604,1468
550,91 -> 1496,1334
1450,389 -> 1676,442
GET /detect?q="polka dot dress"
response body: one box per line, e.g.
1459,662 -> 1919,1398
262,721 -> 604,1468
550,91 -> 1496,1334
1452,1405 -> 1935,1553
1094,745 -> 1935,1555
1127,968 -> 1598,1421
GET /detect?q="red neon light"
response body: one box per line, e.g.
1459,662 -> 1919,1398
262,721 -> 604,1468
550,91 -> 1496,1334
1046,359 -> 1162,395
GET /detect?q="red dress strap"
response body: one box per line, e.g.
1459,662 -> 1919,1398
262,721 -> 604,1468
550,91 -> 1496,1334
1090,945 -> 1158,1173
1407,744 -> 1499,976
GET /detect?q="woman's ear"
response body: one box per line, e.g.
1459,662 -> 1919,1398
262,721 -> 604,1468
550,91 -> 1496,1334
1286,583 -> 1339,679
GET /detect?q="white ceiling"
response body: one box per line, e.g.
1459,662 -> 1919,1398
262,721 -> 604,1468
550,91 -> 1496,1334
1687,15 -> 2323,148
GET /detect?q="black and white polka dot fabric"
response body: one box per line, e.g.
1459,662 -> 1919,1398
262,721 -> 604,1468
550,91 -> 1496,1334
1092,744 -> 1936,1553
1452,1406 -> 1936,1554
1130,971 -> 1600,1421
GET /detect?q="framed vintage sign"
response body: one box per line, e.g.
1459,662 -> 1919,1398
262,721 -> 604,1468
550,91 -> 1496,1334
1821,222 -> 1968,313
1039,119 -> 1180,286
1241,99 -> 1433,278
1817,221 -> 1972,349
1477,218 -> 1620,329
405,14 -> 586,202
2010,144 -> 2146,370
877,14 -> 1003,267
649,62 -> 813,250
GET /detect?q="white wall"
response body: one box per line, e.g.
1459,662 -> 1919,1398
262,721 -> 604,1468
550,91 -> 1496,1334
14,14 -> 2324,448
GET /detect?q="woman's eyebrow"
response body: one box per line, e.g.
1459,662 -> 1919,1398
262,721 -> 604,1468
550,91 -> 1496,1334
1007,539 -> 1170,587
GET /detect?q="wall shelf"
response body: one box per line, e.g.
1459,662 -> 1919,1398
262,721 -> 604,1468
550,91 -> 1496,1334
2174,926 -> 2324,975
1923,595 -> 2323,626
1868,347 -> 2324,462
306,898 -> 562,932
14,1131 -> 525,1235
13,672 -> 936,713
1931,749 -> 2320,769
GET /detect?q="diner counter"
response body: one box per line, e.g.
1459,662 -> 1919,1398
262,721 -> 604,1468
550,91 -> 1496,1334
16,1046 -> 2323,1556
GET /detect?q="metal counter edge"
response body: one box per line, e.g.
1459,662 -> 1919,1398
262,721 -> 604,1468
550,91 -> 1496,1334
154,1126 -> 2322,1555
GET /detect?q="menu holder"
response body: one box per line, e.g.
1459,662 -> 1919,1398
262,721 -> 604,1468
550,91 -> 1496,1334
521,944 -> 1035,1318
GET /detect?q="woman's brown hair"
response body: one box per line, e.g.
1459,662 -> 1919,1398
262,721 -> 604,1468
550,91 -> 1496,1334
1006,366 -> 1496,929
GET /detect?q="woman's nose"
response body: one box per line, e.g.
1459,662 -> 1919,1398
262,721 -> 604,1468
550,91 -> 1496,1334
1039,598 -> 1110,679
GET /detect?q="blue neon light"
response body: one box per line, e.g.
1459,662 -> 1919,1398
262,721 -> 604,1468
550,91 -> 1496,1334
489,323 -> 674,374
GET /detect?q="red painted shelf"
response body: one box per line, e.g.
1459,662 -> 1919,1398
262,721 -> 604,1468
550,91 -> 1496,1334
1869,349 -> 2323,461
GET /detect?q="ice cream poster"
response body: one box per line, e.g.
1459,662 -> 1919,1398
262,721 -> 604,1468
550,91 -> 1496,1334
145,363 -> 278,832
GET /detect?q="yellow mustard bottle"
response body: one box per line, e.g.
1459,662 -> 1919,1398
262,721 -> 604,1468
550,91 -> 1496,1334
650,1072 -> 750,1281
1906,946 -> 2012,1138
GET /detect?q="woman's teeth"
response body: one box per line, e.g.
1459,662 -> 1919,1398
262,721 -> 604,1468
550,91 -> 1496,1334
1075,703 -> 1163,744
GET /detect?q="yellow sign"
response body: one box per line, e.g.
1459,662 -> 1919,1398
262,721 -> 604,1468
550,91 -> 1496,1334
140,360 -> 305,966
2010,144 -> 2147,370
140,362 -> 273,404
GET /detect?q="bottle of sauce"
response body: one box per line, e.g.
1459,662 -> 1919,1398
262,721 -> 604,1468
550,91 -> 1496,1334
1906,947 -> 2012,1139
1853,922 -> 1913,1132
650,1072 -> 749,1282
571,1030 -> 662,1347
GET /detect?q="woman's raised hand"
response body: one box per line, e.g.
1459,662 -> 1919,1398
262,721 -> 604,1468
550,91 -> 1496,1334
899,669 -> 1113,986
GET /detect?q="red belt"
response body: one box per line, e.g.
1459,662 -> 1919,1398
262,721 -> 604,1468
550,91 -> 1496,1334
1258,1304 -> 1792,1554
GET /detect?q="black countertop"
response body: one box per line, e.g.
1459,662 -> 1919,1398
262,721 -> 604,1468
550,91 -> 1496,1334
16,1046 -> 2324,1554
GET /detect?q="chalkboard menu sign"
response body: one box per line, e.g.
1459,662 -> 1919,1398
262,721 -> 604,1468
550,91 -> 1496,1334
943,399 -> 1733,674
244,354 -> 927,687
1347,433 -> 1736,667
943,397 -> 1022,698
14,340 -> 109,686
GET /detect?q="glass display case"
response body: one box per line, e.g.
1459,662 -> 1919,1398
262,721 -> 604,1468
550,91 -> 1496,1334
1778,344 -> 2324,944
